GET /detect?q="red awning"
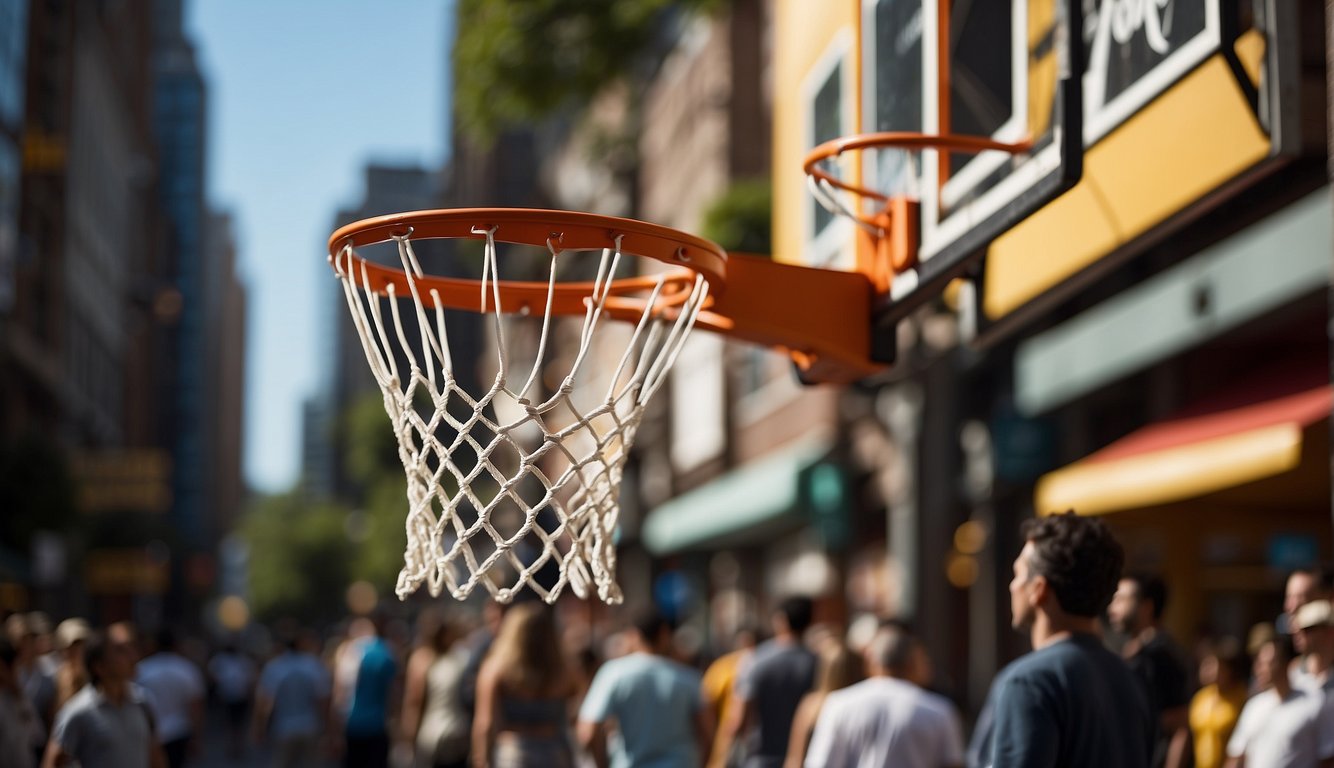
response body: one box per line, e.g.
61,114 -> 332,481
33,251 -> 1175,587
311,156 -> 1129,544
1037,372 -> 1332,516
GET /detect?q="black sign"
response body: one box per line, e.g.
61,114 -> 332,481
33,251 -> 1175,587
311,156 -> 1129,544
1083,0 -> 1215,141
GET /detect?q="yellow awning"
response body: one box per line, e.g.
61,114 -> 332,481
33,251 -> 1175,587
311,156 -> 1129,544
1036,383 -> 1331,517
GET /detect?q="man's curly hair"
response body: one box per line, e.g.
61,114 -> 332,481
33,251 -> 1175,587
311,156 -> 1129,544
1021,511 -> 1124,618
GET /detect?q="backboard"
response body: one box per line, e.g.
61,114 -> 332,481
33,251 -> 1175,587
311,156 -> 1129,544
777,0 -> 1083,352
974,0 -> 1304,338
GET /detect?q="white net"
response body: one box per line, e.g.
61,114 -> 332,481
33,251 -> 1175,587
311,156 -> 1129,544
330,226 -> 709,604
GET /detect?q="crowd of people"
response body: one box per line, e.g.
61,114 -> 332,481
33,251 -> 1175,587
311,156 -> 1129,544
1,513 -> 1332,767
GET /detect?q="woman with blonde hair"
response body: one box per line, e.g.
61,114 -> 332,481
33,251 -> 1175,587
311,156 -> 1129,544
783,639 -> 866,768
471,603 -> 577,768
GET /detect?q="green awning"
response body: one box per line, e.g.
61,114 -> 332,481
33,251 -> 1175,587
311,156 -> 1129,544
642,437 -> 832,555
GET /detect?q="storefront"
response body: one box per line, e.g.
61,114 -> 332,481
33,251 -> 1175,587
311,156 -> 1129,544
954,0 -> 1328,694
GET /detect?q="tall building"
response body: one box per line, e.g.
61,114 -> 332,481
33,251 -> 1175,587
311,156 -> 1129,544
7,0 -> 72,442
0,0 -> 31,598
203,211 -> 246,540
153,0 -> 209,551
1,0 -> 171,619
305,163 -> 458,502
0,0 -> 26,320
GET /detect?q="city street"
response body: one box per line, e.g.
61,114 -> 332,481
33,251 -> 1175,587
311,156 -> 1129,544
3,1 -> 1334,767
194,703 -> 336,768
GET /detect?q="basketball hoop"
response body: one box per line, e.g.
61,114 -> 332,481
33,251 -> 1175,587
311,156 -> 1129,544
803,131 -> 1032,287
328,208 -> 895,604
328,209 -> 722,605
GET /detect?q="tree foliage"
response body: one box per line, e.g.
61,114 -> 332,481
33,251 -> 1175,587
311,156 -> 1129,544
699,177 -> 772,254
243,391 -> 413,623
242,491 -> 355,623
453,0 -> 720,142
340,393 -> 401,488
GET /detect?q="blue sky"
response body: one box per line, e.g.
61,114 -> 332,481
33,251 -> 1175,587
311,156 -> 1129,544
188,1 -> 452,493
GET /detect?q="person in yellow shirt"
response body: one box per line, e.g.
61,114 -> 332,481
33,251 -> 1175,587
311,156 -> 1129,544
700,627 -> 758,768
1189,639 -> 1248,768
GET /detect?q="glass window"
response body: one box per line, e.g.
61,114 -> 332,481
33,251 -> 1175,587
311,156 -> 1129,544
0,137 -> 18,312
810,62 -> 842,238
0,0 -> 29,127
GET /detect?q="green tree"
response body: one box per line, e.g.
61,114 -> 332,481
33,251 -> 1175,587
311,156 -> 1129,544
453,0 -> 720,142
241,491 -> 355,623
699,177 -> 773,254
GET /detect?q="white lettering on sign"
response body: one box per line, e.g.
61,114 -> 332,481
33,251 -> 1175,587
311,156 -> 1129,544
1086,0 -> 1179,112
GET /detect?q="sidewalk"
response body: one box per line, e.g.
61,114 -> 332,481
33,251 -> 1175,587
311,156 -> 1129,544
192,702 -> 337,768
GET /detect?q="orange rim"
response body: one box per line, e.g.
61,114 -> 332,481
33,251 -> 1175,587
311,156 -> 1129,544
331,252 -> 708,320
802,131 -> 1033,208
328,208 -> 727,316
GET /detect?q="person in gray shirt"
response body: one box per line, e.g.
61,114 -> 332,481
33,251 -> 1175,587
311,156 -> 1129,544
727,596 -> 816,768
42,631 -> 164,768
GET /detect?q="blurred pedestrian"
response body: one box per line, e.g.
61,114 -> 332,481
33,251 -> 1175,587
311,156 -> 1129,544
0,635 -> 40,768
41,630 -> 165,768
332,617 -> 374,723
700,625 -> 757,768
136,627 -> 206,768
209,640 -> 257,759
1108,573 -> 1192,768
974,512 -> 1152,768
726,596 -> 816,768
459,602 -> 506,727
106,621 -> 140,657
402,615 -> 469,768
802,624 -> 961,768
6,613 -> 55,763
342,613 -> 399,768
1282,567 -> 1332,637
29,614 -> 57,680
785,638 -> 867,768
1291,597 -> 1334,694
473,602 -> 577,767
51,619 -> 90,713
254,628 -> 331,768
1224,632 -> 1333,768
576,612 -> 708,768
1188,639 -> 1247,768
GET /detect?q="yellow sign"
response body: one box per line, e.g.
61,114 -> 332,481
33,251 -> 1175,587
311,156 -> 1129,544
72,451 -> 173,514
84,549 -> 169,595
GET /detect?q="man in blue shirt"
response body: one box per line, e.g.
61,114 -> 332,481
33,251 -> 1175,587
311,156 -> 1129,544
974,512 -> 1153,768
255,628 -> 330,768
576,613 -> 707,768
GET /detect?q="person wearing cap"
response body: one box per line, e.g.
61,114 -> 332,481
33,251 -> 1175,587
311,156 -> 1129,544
52,619 -> 90,713
1291,600 -> 1334,694
1224,632 -> 1334,768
